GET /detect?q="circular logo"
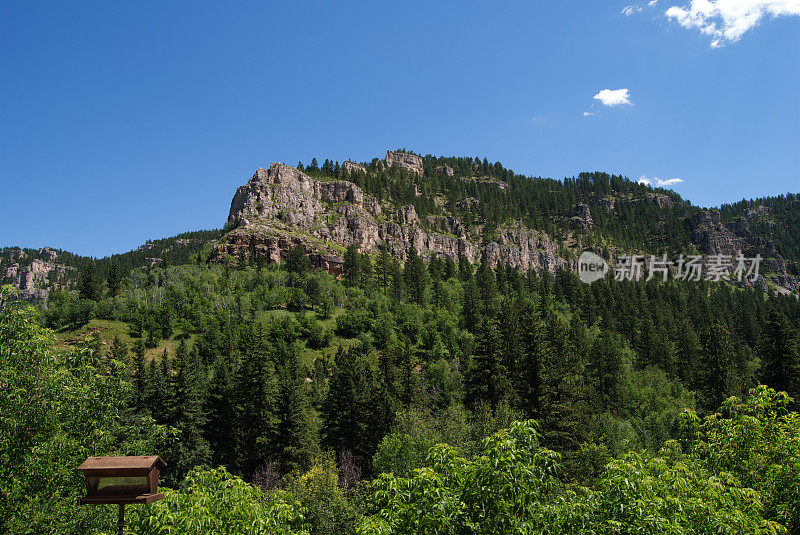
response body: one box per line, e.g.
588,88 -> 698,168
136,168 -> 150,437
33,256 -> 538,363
578,251 -> 608,284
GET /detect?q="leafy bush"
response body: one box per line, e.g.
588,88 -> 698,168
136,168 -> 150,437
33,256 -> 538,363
130,467 -> 309,535
284,454 -> 361,535
335,310 -> 372,338
0,286 -> 171,535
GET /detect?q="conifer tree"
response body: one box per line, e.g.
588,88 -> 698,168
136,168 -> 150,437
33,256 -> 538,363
233,325 -> 278,478
376,243 -> 393,294
274,358 -> 318,474
518,304 -> 547,417
132,338 -> 147,407
107,262 -> 122,297
110,335 -> 128,363
698,322 -> 738,412
467,319 -> 510,409
590,331 -> 626,413
475,259 -> 497,319
286,244 -> 311,275
174,345 -> 211,478
403,247 -> 428,306
759,311 -> 800,401
343,245 -> 361,287
78,261 -> 102,301
539,312 -> 591,451
205,354 -> 237,469
321,346 -> 375,464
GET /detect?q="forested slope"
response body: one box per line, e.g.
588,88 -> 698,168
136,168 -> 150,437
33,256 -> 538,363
2,149 -> 800,534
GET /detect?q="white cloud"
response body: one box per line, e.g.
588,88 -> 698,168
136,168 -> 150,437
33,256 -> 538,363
638,175 -> 684,187
649,0 -> 659,5
583,111 -> 596,116
593,88 -> 633,106
664,0 -> 800,47
622,5 -> 643,15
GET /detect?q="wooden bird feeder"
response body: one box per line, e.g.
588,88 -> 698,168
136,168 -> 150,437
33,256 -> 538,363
77,456 -> 166,534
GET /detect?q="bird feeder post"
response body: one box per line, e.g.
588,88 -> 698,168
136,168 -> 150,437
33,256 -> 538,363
77,455 -> 166,534
117,503 -> 125,535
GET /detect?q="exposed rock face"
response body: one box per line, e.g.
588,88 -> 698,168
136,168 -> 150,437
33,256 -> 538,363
690,209 -> 793,287
215,162 -> 570,274
570,203 -> 593,232
435,164 -> 454,177
460,176 -> 508,191
400,204 -> 419,224
744,205 -> 768,219
385,151 -> 424,175
649,194 -> 674,209
3,257 -> 74,301
692,210 -> 740,256
343,161 -> 367,174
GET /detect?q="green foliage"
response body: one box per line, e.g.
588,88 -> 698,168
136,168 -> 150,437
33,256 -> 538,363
130,467 -> 309,535
681,386 -> 800,533
0,285 -> 171,535
360,419 -> 786,535
284,454 -> 361,535
360,420 -> 561,534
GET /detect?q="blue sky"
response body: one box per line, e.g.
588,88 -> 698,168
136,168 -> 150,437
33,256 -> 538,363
1,1 -> 798,257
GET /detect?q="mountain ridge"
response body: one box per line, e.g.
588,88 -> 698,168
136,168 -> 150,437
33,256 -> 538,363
2,149 -> 798,300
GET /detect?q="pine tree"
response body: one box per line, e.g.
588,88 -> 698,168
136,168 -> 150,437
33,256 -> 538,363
376,243 -> 393,295
233,325 -> 278,478
174,345 -> 211,478
467,319 -> 510,408
475,259 -> 497,318
343,245 -> 361,287
78,261 -> 102,301
286,245 -> 312,275
274,358 -> 318,474
760,311 -> 800,401
698,322 -> 738,412
589,332 -> 626,413
518,304 -> 547,417
539,312 -> 591,451
205,354 -> 237,469
107,262 -> 122,297
110,335 -> 128,363
131,338 -> 147,407
462,269 -> 480,333
321,346 -> 375,463
403,247 -> 428,306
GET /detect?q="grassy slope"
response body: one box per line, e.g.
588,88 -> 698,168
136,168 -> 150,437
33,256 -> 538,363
53,306 -> 358,367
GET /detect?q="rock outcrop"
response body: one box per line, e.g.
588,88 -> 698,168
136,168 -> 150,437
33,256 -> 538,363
3,256 -> 74,301
215,161 -> 570,274
570,203 -> 593,232
343,161 -> 367,175
435,164 -> 454,177
692,210 -> 740,256
385,151 -> 424,175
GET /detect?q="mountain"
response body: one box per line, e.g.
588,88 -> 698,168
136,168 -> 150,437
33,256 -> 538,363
3,149 -> 798,300
213,149 -> 799,294
0,229 -> 221,301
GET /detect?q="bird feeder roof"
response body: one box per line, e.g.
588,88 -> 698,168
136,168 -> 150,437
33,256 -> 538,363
77,456 -> 166,472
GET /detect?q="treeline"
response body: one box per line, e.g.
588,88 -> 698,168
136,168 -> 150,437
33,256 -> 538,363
296,152 -> 797,261
4,249 -> 800,533
44,244 -> 800,491
0,229 -> 222,298
720,192 -> 800,274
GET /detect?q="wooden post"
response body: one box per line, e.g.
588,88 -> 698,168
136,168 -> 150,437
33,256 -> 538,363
117,503 -> 125,535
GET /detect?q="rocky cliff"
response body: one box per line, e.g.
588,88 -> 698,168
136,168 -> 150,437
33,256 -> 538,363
214,162 -> 571,274
385,150 -> 424,175
1,247 -> 75,301
213,155 -> 796,295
